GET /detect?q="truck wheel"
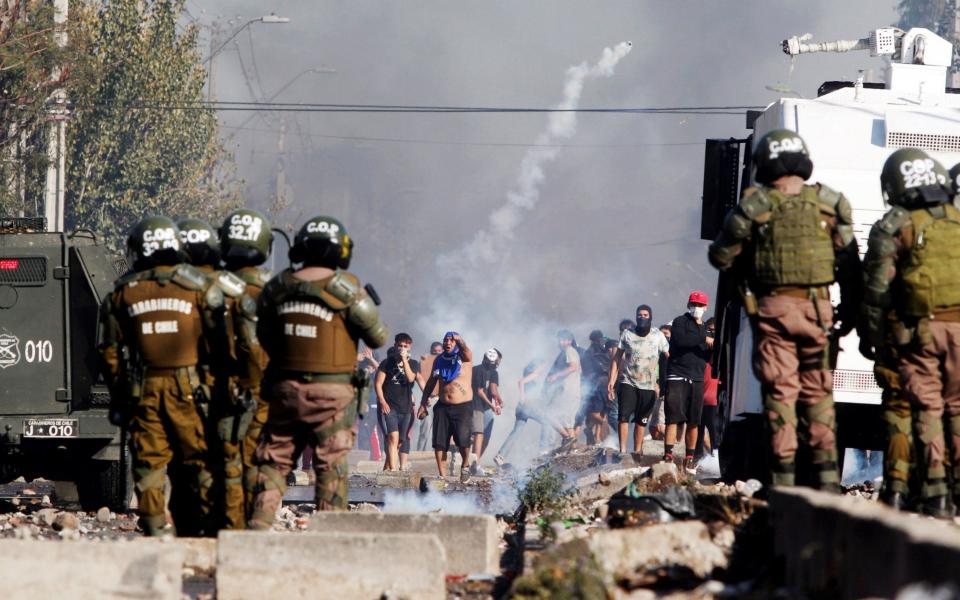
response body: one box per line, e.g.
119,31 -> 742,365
76,442 -> 133,512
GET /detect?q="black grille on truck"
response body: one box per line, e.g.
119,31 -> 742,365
0,256 -> 47,286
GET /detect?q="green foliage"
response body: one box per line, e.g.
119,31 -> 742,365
66,0 -> 240,246
517,465 -> 573,542
518,465 -> 569,514
897,0 -> 959,73
0,1 -> 71,217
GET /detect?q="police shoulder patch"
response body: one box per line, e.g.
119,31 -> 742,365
118,270 -> 149,288
816,183 -> 841,207
738,187 -> 772,221
215,271 -> 246,298
172,264 -> 209,291
238,294 -> 258,319
877,206 -> 910,235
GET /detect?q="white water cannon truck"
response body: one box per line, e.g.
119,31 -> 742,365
701,26 -> 960,482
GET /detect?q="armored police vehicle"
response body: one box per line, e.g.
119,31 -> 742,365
701,26 -> 960,481
0,217 -> 129,509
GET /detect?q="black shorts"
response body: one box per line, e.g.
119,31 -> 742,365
432,401 -> 473,450
664,379 -> 705,426
617,384 -> 656,424
382,410 -> 414,453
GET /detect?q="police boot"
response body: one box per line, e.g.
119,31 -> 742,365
921,494 -> 953,519
878,488 -> 907,511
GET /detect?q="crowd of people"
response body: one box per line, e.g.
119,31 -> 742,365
356,293 -> 723,482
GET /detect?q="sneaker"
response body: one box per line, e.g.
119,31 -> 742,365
683,456 -> 697,475
460,467 -> 472,484
470,461 -> 482,476
493,455 -> 505,467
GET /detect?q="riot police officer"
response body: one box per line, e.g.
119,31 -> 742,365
178,218 -> 258,530
861,148 -> 959,518
217,208 -> 274,518
709,129 -> 861,491
247,216 -> 388,528
98,216 -> 226,536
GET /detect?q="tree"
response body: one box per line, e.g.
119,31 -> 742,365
897,0 -> 959,77
0,1 -> 71,217
66,0 -> 240,245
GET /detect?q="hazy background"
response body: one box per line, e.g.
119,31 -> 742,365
191,2 -> 897,421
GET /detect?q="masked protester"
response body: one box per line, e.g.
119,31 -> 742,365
98,216 -> 227,536
469,348 -> 503,474
861,149 -> 959,517
419,332 -> 475,482
247,216 -> 388,528
580,330 -> 613,445
709,129 -> 861,491
608,305 -> 670,455
662,292 -> 712,474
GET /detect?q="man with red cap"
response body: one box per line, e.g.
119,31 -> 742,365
663,291 -> 713,472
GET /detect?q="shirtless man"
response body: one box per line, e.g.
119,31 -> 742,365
419,332 -> 474,481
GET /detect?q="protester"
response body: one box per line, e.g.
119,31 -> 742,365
494,359 -> 549,467
619,319 -> 635,334
542,330 -> 582,448
578,330 -> 613,445
664,291 -> 713,474
608,305 -> 670,454
695,319 -> 719,461
375,333 -> 422,471
419,332 -> 475,482
649,324 -> 672,440
603,338 -> 620,440
415,342 -> 443,452
470,348 -> 503,474
355,347 -> 383,460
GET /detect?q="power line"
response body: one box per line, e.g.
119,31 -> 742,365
221,123 -> 705,148
64,99 -> 759,115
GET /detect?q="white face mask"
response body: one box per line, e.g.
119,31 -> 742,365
689,306 -> 706,320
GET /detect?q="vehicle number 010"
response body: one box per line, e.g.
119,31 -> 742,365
24,340 -> 53,363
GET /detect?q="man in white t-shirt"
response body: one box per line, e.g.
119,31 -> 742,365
608,304 -> 670,454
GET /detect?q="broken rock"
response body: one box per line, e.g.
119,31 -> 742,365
651,461 -> 680,485
589,521 -> 728,582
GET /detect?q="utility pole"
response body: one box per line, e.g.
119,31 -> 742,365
272,117 -> 290,216
43,0 -> 68,232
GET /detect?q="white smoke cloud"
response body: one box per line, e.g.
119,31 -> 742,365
417,42 -> 634,471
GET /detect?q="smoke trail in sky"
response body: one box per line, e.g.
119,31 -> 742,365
440,41 -> 633,271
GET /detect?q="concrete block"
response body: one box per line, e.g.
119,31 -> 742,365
651,461 -> 679,484
217,531 -> 446,600
587,521 -> 728,580
354,460 -> 382,474
136,537 -> 217,572
310,511 -> 499,575
570,465 -> 648,504
374,471 -> 423,489
0,539 -> 184,599
770,487 -> 960,599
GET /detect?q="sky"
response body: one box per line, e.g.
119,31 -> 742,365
191,1 -> 899,369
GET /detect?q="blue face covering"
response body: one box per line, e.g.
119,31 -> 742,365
433,331 -> 462,383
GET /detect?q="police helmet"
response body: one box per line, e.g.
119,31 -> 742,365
881,148 -> 950,207
218,208 -> 272,267
289,215 -> 353,269
176,218 -> 220,266
126,216 -> 185,271
949,161 -> 960,197
752,129 -> 813,185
